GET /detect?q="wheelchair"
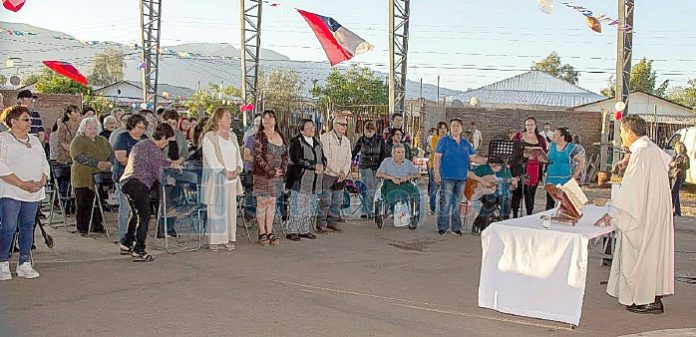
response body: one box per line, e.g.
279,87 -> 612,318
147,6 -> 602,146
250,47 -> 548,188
373,180 -> 421,230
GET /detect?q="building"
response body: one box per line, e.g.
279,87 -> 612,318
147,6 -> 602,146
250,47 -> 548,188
94,80 -> 195,106
570,91 -> 696,146
450,71 -> 604,111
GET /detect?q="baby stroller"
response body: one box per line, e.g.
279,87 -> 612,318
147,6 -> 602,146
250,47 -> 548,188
373,180 -> 420,230
471,177 -> 512,235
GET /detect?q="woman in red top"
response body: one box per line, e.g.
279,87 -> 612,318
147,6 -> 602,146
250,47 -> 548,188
511,117 -> 547,217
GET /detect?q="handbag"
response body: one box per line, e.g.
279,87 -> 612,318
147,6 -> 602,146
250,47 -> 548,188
393,201 -> 411,227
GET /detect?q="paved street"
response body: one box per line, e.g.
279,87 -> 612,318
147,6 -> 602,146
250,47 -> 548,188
1,187 -> 695,337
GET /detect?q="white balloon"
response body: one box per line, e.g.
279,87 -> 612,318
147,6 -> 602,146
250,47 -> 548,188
615,101 -> 626,111
537,0 -> 554,14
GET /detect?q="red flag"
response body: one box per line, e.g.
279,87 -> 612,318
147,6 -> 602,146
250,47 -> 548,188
297,9 -> 373,66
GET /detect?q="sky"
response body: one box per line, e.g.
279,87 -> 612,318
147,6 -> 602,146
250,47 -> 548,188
2,0 -> 695,93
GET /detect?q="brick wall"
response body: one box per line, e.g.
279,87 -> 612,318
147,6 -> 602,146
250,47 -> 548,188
439,107 -> 602,157
0,90 -> 83,130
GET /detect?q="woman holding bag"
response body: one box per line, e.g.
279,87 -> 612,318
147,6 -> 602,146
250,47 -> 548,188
201,107 -> 243,251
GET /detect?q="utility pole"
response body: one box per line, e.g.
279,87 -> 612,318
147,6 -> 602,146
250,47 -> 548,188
388,0 -> 410,116
240,0 -> 263,127
611,0 -> 634,167
140,0 -> 163,108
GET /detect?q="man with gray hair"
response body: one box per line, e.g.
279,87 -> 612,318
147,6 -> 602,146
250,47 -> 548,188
594,115 -> 674,314
318,115 -> 352,233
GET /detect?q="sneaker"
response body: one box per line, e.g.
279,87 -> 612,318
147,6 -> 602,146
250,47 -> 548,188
0,261 -> 11,281
438,230 -> 446,235
16,262 -> 40,279
224,242 -> 237,251
451,230 -> 463,236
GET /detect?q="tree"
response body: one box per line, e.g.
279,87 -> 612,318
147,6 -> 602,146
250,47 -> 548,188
182,83 -> 241,115
88,48 -> 125,86
531,52 -> 579,85
667,79 -> 696,108
22,73 -> 40,86
34,69 -> 92,95
258,69 -> 304,103
600,58 -> 670,97
312,64 -> 389,106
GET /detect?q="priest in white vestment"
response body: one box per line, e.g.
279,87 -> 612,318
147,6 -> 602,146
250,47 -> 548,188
595,115 -> 674,314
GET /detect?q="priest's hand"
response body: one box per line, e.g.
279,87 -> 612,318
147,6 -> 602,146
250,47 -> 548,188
594,213 -> 612,227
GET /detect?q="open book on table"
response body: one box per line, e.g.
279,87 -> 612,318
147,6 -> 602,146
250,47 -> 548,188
544,179 -> 588,224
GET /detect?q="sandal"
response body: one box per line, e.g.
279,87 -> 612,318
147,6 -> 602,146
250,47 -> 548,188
224,242 -> 237,251
132,250 -> 155,262
209,244 -> 225,251
258,233 -> 270,246
268,232 -> 280,246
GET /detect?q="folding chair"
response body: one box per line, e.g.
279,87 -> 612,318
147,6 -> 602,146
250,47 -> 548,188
87,172 -> 117,242
47,160 -> 76,232
156,168 -> 205,253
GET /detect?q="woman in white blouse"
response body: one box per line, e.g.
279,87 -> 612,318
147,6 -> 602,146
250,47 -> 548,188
201,107 -> 243,251
0,106 -> 50,280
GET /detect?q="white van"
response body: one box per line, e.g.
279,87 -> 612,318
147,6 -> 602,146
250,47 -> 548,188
665,127 -> 696,184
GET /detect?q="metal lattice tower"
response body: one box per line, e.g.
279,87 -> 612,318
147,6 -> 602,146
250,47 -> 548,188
388,0 -> 410,115
140,0 -> 163,108
611,0 -> 634,165
240,0 -> 263,126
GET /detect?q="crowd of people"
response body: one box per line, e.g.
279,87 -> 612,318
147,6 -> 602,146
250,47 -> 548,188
0,87 -> 687,314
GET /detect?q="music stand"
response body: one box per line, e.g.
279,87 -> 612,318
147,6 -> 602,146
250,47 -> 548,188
487,140 -> 524,219
488,140 -> 523,166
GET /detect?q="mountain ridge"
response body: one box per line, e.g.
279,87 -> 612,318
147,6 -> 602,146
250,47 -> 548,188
0,21 -> 464,100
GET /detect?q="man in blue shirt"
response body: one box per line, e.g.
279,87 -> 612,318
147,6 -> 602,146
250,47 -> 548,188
433,118 -> 488,235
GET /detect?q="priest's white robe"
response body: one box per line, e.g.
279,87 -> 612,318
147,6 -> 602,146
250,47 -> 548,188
608,136 -> 674,305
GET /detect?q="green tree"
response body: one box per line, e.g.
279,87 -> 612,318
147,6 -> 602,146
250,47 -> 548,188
667,79 -> 696,108
0,74 -> 6,86
258,69 -> 304,103
34,69 -> 92,95
88,48 -> 125,86
600,58 -> 670,97
312,64 -> 388,106
183,83 -> 241,115
531,52 -> 579,85
22,73 -> 40,86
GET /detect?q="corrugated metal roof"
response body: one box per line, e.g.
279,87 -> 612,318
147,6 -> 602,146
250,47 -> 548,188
452,71 -> 604,108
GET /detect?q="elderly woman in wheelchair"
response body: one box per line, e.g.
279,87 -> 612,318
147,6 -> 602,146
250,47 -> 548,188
373,143 -> 421,229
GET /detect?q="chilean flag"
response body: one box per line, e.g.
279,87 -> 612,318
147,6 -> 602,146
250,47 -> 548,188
297,9 -> 374,66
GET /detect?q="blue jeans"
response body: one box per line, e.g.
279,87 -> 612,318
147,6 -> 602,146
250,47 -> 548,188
0,198 -> 39,264
672,176 -> 684,216
437,179 -> 466,232
359,168 -> 377,216
116,183 -> 131,240
318,175 -> 343,228
428,168 -> 438,213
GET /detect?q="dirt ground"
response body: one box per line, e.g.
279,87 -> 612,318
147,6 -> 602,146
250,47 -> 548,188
0,185 -> 694,337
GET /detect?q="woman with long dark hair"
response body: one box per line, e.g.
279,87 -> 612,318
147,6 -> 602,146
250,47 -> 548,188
511,117 -> 547,217
544,127 -> 584,210
252,110 -> 288,246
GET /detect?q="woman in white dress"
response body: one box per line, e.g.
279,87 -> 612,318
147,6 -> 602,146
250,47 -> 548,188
201,107 -> 243,251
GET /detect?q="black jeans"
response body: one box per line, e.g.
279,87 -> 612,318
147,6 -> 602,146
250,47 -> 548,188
511,183 -> 538,218
545,192 -> 556,211
75,187 -> 102,233
121,179 -> 152,252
